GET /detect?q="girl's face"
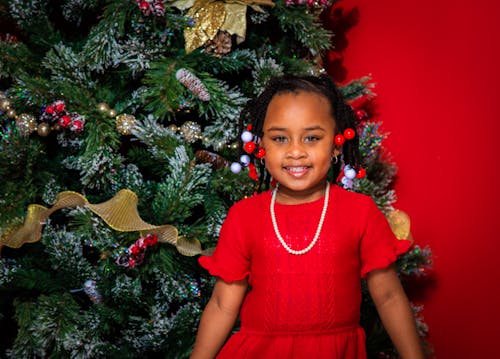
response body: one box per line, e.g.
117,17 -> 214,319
261,91 -> 339,204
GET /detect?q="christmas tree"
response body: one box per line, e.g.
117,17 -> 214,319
0,0 -> 433,358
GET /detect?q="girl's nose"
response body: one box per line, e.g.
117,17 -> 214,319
286,140 -> 306,159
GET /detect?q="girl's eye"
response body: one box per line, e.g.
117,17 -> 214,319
305,135 -> 320,142
272,136 -> 287,143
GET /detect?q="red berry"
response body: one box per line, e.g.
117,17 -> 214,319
59,115 -> 71,127
71,119 -> 84,131
246,124 -> 253,131
45,105 -> 55,115
356,168 -> 366,178
244,141 -> 256,154
334,134 -> 345,146
54,102 -> 66,113
130,245 -> 140,255
343,128 -> 356,140
139,1 -> 149,10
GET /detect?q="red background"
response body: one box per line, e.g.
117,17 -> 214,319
331,0 -> 500,357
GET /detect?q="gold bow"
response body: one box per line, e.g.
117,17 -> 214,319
0,189 -> 203,256
173,0 -> 275,53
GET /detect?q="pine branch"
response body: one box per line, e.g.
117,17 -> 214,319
272,1 -> 333,54
151,146 -> 212,224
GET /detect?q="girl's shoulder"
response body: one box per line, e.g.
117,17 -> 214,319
228,190 -> 272,215
331,184 -> 376,212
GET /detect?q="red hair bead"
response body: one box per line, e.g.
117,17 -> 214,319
343,128 -> 356,140
243,141 -> 256,154
255,147 -> 266,159
334,134 -> 345,146
356,168 -> 366,178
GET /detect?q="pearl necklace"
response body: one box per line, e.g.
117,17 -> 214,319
270,182 -> 330,255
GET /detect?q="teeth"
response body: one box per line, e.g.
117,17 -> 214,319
287,167 -> 307,172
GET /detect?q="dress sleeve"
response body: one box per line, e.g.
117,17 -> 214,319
359,198 -> 411,278
198,204 -> 251,282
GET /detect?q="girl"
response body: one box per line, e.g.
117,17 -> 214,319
190,75 -> 424,359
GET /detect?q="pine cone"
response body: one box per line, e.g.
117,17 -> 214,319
204,31 -> 232,57
195,150 -> 230,169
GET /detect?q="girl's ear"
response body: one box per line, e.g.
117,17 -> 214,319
332,147 -> 341,157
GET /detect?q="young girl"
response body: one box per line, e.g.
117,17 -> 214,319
190,75 -> 424,359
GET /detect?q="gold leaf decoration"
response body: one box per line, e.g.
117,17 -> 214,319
177,0 -> 275,54
387,209 -> 413,242
184,0 -> 227,54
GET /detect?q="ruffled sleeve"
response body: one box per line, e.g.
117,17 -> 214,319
198,203 -> 251,282
359,198 -> 411,278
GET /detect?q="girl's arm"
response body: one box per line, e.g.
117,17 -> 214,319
366,264 -> 425,359
190,278 -> 248,359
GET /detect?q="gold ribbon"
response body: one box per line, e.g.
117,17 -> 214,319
175,0 -> 275,53
0,190 -> 203,256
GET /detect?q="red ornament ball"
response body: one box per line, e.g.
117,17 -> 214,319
334,134 -> 345,146
343,128 -> 356,140
244,141 -> 256,154
356,168 -> 366,179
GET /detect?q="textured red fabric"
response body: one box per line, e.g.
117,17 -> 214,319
199,184 -> 409,358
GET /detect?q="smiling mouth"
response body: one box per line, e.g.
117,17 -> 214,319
284,166 -> 310,176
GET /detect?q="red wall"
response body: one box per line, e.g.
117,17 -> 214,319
335,1 -> 500,358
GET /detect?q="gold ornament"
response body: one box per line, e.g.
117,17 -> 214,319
108,109 -> 117,118
97,102 -> 110,113
0,189 -> 201,256
6,109 -> 16,118
180,121 -> 202,142
168,124 -> 179,133
0,98 -> 11,111
15,113 -> 37,136
116,114 -> 137,135
37,122 -> 51,137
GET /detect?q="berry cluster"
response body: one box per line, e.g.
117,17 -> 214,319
115,234 -> 159,268
40,100 -> 85,132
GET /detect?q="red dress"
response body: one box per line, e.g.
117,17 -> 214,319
199,184 -> 410,358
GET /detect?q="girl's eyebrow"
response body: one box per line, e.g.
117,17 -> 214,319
304,126 -> 326,132
266,127 -> 287,132
266,126 -> 326,132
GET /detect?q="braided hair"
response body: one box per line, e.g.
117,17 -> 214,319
239,74 -> 361,191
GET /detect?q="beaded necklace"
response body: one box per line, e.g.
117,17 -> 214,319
270,182 -> 330,255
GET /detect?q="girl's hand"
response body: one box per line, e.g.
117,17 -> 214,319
367,265 -> 425,359
190,278 -> 248,359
